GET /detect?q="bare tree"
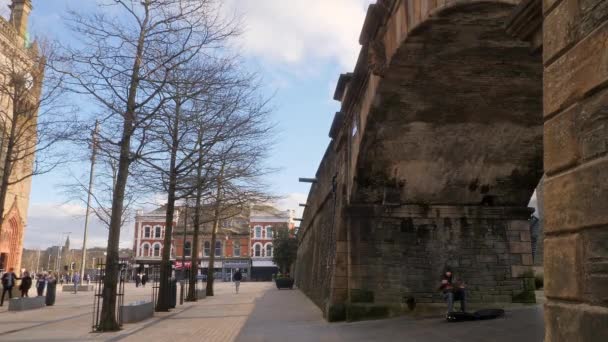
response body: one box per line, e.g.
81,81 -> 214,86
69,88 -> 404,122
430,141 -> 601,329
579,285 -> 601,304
60,0 -> 235,330
0,41 -> 77,238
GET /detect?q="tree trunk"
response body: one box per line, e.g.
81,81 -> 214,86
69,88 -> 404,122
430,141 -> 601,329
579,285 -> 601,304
206,162 -> 224,297
187,132 -> 204,301
156,99 -> 181,312
98,116 -> 133,331
98,6 -> 148,330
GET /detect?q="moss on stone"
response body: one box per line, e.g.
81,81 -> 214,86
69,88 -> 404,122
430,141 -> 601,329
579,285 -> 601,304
327,304 -> 346,322
346,304 -> 390,322
350,289 -> 375,303
513,277 -> 537,303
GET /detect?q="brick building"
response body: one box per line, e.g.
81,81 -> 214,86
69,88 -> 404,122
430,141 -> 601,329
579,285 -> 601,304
249,205 -> 295,281
132,206 -> 251,280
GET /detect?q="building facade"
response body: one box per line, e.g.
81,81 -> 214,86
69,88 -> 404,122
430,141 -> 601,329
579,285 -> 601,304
132,204 -> 296,281
132,206 -> 251,281
0,0 -> 40,273
249,206 -> 295,281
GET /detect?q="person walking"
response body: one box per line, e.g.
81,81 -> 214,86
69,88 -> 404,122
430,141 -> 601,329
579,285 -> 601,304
45,273 -> 58,306
233,269 -> 242,294
141,273 -> 148,287
19,271 -> 32,297
72,272 -> 81,294
36,273 -> 47,296
1,268 -> 19,306
135,273 -> 141,288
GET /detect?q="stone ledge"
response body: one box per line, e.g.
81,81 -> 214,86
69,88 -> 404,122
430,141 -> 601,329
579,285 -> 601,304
120,301 -> 154,324
62,285 -> 95,292
8,296 -> 46,311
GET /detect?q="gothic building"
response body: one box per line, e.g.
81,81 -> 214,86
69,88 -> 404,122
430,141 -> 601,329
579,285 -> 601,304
0,0 -> 40,273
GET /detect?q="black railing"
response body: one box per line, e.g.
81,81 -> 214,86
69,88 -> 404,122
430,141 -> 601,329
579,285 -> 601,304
91,261 -> 126,331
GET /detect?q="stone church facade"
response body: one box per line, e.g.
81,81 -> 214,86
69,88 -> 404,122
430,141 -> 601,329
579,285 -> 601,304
0,0 -> 39,273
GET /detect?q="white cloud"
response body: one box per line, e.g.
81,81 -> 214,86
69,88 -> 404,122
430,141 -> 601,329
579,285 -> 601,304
25,202 -> 134,250
274,192 -> 307,221
225,0 -> 374,70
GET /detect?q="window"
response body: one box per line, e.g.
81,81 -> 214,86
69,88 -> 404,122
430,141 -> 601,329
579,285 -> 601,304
203,241 -> 210,257
184,241 -> 191,257
266,244 -> 273,257
142,244 -> 150,257
153,244 -> 161,257
215,241 -> 222,257
233,239 -> 240,257
155,226 -> 162,238
266,226 -> 273,239
144,226 -> 151,238
254,244 -> 261,257
255,226 -> 262,238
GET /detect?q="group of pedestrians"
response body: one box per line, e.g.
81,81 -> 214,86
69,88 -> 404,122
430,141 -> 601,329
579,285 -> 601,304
1,268 -> 60,306
134,273 -> 148,287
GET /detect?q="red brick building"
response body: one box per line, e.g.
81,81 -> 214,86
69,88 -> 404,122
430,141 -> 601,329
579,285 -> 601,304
133,206 -> 251,280
249,205 -> 295,281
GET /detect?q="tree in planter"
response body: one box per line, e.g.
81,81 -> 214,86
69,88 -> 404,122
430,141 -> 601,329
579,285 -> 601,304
272,227 -> 297,276
60,0 -> 235,329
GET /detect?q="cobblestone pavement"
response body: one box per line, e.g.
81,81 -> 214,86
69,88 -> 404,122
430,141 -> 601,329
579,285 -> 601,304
0,282 -> 544,342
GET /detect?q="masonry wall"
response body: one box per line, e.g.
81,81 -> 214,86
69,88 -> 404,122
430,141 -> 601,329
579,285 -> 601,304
542,1 -> 608,340
348,205 -> 535,308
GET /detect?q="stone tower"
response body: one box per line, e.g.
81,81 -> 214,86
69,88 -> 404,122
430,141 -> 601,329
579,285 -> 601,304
8,0 -> 32,39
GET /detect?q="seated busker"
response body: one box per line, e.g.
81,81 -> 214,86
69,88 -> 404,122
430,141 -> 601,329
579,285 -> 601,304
439,269 -> 466,315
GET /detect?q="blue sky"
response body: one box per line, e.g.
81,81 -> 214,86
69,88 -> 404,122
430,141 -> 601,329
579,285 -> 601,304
4,0 -> 375,248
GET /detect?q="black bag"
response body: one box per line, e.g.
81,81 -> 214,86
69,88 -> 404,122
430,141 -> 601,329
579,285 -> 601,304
446,308 -> 505,322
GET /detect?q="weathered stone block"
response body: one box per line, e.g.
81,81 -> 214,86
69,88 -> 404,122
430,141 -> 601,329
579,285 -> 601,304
543,0 -> 608,63
584,229 -> 608,304
509,241 -> 532,254
545,302 -> 608,342
511,265 -> 533,278
545,87 -> 608,174
8,297 -> 46,311
520,231 -> 531,242
521,254 -> 533,266
544,234 -> 583,300
544,19 -> 608,116
350,289 -> 374,303
544,159 -> 608,232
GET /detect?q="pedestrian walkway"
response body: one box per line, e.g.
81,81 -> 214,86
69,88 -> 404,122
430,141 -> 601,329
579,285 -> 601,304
0,282 -> 544,342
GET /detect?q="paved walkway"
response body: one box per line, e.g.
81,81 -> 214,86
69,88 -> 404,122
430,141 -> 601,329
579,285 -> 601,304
0,282 -> 544,342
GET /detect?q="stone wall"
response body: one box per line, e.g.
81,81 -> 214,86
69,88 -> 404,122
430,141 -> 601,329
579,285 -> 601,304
348,205 -> 535,308
542,0 -> 608,341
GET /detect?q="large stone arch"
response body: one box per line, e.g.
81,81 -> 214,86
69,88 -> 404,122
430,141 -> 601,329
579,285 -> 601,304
353,1 -> 543,206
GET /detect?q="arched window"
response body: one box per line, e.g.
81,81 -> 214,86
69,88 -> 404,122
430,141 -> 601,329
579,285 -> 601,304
215,241 -> 222,257
155,226 -> 162,238
142,243 -> 150,257
184,241 -> 191,257
144,226 -> 151,238
266,226 -> 273,239
255,226 -> 262,239
266,244 -> 273,257
254,244 -> 261,257
153,244 -> 161,257
233,239 -> 240,257
203,241 -> 210,257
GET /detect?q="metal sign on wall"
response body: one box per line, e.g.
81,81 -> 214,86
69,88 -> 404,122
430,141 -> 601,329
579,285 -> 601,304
223,260 -> 250,268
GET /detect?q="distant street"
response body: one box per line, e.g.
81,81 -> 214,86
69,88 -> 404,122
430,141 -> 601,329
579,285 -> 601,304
0,282 -> 544,342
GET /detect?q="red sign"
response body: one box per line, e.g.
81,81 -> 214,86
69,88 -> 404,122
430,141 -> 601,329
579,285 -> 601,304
174,261 -> 191,270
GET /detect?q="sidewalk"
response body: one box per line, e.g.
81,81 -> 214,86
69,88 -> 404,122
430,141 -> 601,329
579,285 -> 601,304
0,282 -> 545,342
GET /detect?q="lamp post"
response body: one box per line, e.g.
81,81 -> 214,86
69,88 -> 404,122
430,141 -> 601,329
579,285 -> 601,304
80,121 -> 99,279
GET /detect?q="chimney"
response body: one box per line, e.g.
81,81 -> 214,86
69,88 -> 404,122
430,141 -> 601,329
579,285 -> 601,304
9,0 -> 32,38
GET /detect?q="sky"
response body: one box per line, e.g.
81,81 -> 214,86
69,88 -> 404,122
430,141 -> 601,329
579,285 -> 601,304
0,0 -> 376,249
